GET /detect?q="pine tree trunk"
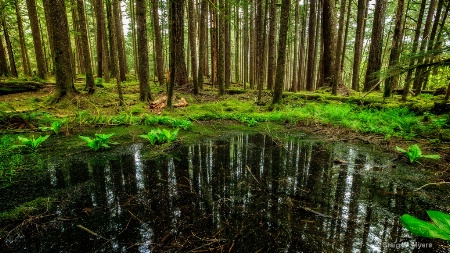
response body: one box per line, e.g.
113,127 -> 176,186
351,0 -> 368,91
130,0 -> 138,76
234,1 -> 240,83
272,0 -> 291,104
0,36 -> 8,76
44,0 -> 76,101
26,0 -> 46,79
306,0 -> 317,91
224,0 -> 231,89
2,18 -> 17,77
94,0 -> 103,79
114,1 -> 127,81
291,1 -> 300,92
242,1 -> 249,89
256,0 -> 264,101
188,0 -> 198,94
77,0 -> 95,94
335,0 -> 347,88
217,0 -> 225,95
363,0 -> 387,92
383,0 -> 406,97
323,0 -> 337,95
412,0 -> 437,94
266,0 -> 277,91
15,0 -> 31,76
402,0 -> 427,102
136,0 -> 152,101
197,0 -> 207,91
151,0 -> 165,86
106,2 -> 118,78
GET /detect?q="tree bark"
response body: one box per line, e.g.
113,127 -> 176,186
151,0 -> 165,86
77,0 -> 95,94
106,1 -> 118,78
351,0 -> 368,91
0,35 -> 8,76
197,0 -> 207,91
363,0 -> 387,92
272,0 -> 291,104
26,0 -> 46,79
113,0 -> 126,81
306,0 -> 317,91
188,0 -> 198,94
44,0 -> 76,101
217,0 -> 225,96
2,17 -> 17,77
266,0 -> 277,91
402,0 -> 427,101
383,0 -> 406,98
136,0 -> 152,101
323,0 -> 337,95
335,0 -> 347,88
15,0 -> 31,76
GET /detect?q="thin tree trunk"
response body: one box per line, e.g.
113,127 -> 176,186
15,0 -> 31,76
2,17 -> 17,77
291,0 -> 300,92
266,0 -> 277,91
383,0 -> 406,97
225,0 -> 231,89
272,0 -> 291,104
217,0 -> 225,95
306,0 -> 317,91
26,0 -> 46,79
0,36 -> 8,76
402,0 -> 427,101
351,0 -> 368,91
188,0 -> 198,94
335,0 -> 347,88
130,0 -> 138,76
77,0 -> 95,94
256,0 -> 264,101
243,1 -> 249,89
197,0 -> 207,91
112,0 -> 124,104
116,3 -> 127,81
363,0 -> 387,92
106,2 -> 117,78
136,0 -> 152,101
151,0 -> 165,86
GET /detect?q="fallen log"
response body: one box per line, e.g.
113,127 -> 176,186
0,81 -> 43,95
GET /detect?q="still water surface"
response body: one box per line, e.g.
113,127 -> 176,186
1,133 -> 447,252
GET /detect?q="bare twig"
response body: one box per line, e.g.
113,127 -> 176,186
415,181 -> 450,191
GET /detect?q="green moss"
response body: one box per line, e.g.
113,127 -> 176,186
0,197 -> 56,222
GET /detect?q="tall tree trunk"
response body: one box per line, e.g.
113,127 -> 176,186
225,0 -> 231,89
71,0 -> 84,74
106,2 -> 117,78
363,0 -> 387,92
210,0 -> 217,88
130,0 -> 138,76
26,0 -> 46,79
112,0 -> 124,104
412,0 -> 436,94
272,0 -> 291,104
217,0 -> 225,95
77,0 -> 95,94
197,0 -> 207,91
15,0 -> 31,76
0,35 -> 8,76
323,0 -> 338,95
188,0 -> 198,94
234,0 -> 240,83
306,0 -> 317,91
151,0 -> 165,86
340,0 -> 351,75
256,0 -> 264,101
383,0 -> 406,97
335,0 -> 347,88
168,0 -> 186,106
136,0 -> 152,101
243,1 -> 249,89
44,0 -> 76,101
351,0 -> 368,91
2,17 -> 17,77
113,1 -> 127,81
94,0 -> 103,80
266,0 -> 277,90
401,0 -> 427,101
291,0 -> 300,92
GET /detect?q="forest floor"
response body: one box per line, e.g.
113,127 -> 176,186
1,77 -> 450,182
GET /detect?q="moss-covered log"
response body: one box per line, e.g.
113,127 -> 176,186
0,81 -> 43,95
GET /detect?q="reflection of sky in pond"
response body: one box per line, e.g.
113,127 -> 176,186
2,133 -> 447,252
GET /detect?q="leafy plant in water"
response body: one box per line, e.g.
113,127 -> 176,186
139,128 -> 179,145
13,135 -> 50,150
401,210 -> 450,241
395,144 -> 440,163
79,133 -> 117,151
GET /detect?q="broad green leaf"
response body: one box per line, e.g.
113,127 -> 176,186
401,214 -> 450,241
79,135 -> 93,143
395,146 -> 407,153
427,210 -> 450,235
17,136 -> 32,146
408,145 -> 422,162
421,154 -> 441,160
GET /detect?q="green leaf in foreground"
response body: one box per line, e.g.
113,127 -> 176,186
400,214 -> 450,241
427,210 -> 450,235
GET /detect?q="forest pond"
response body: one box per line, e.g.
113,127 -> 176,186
1,132 -> 448,252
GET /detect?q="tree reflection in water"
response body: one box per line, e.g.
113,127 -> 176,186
2,133 -> 447,252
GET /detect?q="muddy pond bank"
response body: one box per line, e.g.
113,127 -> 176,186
1,131 -> 449,252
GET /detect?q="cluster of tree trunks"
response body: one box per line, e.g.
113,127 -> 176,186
0,0 -> 448,106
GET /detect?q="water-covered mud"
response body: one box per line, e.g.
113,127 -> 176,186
1,133 -> 448,252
